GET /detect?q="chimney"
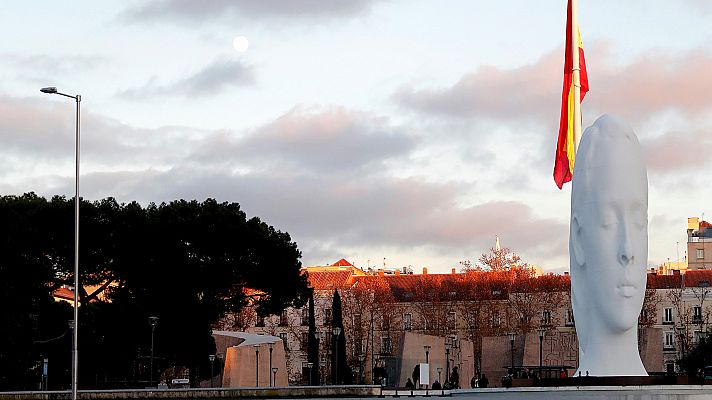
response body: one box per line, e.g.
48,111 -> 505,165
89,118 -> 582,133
395,270 -> 401,276
423,267 -> 428,275
564,271 -> 569,276
452,268 -> 456,275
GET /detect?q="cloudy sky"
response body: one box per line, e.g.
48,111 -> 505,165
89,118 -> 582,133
2,0 -> 711,273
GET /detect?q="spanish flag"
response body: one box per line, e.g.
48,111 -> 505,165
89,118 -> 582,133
554,0 -> 589,189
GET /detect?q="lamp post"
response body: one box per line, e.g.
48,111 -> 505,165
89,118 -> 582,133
507,332 -> 516,377
436,367 -> 442,383
537,327 -> 546,380
272,368 -> 278,386
423,345 -> 431,388
307,362 -> 314,385
268,342 -> 275,387
148,316 -> 159,387
254,344 -> 260,386
677,324 -> 687,361
332,327 -> 341,384
358,354 -> 366,384
445,338 -> 451,384
314,332 -> 323,385
40,86 -> 81,400
217,353 -> 225,387
208,354 -> 216,387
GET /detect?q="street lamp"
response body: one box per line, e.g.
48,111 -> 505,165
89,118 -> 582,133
314,332 -> 323,385
332,327 -> 341,384
41,86 -> 81,400
436,367 -> 443,383
272,368 -> 278,386
537,327 -> 546,380
307,362 -> 314,385
148,316 -> 159,387
216,353 -> 225,387
268,342 -> 275,387
507,332 -> 516,377
677,324 -> 687,361
254,344 -> 261,386
208,354 -> 216,387
358,354 -> 366,384
445,338 -> 451,384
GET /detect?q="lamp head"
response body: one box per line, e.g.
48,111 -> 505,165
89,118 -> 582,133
149,316 -> 159,327
40,87 -> 58,94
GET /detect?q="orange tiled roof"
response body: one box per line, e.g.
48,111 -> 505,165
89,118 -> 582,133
53,287 -> 74,301
306,270 -> 355,291
684,270 -> 712,288
332,258 -> 354,267
647,273 -> 682,289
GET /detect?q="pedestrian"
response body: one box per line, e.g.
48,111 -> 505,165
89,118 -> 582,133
479,374 -> 489,388
470,375 -> 477,388
450,366 -> 460,389
405,378 -> 414,389
432,380 -> 442,390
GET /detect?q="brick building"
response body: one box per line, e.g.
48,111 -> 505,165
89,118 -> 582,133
226,260 -> 712,386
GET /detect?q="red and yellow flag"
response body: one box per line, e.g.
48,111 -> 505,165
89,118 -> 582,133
554,0 -> 589,189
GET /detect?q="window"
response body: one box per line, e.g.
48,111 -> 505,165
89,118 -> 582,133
301,307 -> 309,326
666,362 -> 675,374
256,317 -> 265,327
382,315 -> 390,331
697,249 -> 704,259
301,332 -> 309,350
381,337 -> 392,354
565,309 -> 575,326
541,310 -> 552,326
403,313 -> 412,331
664,331 -> 675,349
353,313 -> 362,327
324,308 -> 332,326
279,310 -> 289,326
693,306 -> 702,322
280,332 -> 289,350
694,330 -> 704,344
663,307 -> 673,324
447,312 -> 456,329
491,311 -> 501,327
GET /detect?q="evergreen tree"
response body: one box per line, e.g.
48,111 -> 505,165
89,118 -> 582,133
306,291 -> 319,385
331,289 -> 352,384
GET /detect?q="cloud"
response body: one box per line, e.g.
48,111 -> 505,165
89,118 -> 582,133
642,128 -> 712,173
123,0 -> 383,24
0,95 -> 210,172
1,92 -> 564,270
394,46 -> 712,125
49,167 -> 566,262
394,51 -> 561,122
230,106 -> 417,173
1,53 -> 107,75
119,58 -> 255,98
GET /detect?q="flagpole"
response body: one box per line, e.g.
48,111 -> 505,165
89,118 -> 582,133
571,0 -> 582,154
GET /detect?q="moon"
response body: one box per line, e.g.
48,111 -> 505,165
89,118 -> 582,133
233,36 -> 249,53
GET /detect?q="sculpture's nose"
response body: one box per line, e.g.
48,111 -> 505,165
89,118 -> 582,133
619,224 -> 635,266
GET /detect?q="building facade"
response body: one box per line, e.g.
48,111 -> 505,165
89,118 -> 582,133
221,260 -> 712,386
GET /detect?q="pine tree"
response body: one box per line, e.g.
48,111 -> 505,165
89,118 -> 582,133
307,291 -> 319,385
331,289 -> 352,384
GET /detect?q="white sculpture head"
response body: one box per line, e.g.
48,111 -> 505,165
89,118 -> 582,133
570,115 -> 648,375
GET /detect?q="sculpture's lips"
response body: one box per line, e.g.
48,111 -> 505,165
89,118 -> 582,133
617,284 -> 637,298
